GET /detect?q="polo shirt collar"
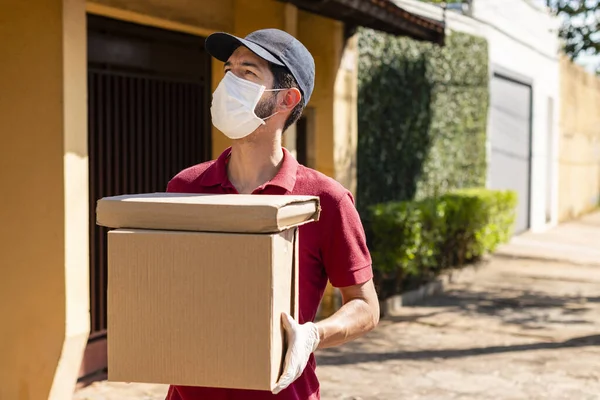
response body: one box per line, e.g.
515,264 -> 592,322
198,146 -> 299,193
197,147 -> 231,188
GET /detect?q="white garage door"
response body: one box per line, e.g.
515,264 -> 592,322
488,73 -> 533,234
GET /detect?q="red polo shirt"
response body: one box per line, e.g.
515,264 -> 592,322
164,147 -> 373,400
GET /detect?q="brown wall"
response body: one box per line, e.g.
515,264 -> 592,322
333,34 -> 359,195
0,0 -> 90,399
0,1 -> 358,396
297,11 -> 340,180
558,56 -> 600,221
88,0 -> 234,33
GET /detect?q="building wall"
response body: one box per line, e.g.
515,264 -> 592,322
0,0 -> 90,399
472,0 -> 561,232
395,0 -> 561,232
0,0 -> 358,397
88,0 -> 235,34
558,55 -> 600,221
394,0 -> 483,36
297,13 -> 340,179
333,34 -> 359,195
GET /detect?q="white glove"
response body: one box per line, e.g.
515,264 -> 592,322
272,312 -> 321,394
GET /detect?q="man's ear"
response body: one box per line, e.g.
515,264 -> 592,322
278,88 -> 302,112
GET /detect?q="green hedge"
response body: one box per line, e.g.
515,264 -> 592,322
357,29 -> 490,216
369,188 -> 517,299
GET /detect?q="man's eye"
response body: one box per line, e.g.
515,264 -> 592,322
245,70 -> 257,76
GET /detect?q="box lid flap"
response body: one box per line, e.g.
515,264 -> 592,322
96,193 -> 321,233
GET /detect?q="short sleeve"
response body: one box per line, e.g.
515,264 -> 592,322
320,191 -> 373,288
166,178 -> 180,193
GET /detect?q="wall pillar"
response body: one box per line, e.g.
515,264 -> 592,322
298,13 -> 360,318
282,3 -> 299,158
0,0 -> 89,399
298,11 -> 340,180
333,34 -> 359,195
558,55 -> 600,221
298,12 -> 358,194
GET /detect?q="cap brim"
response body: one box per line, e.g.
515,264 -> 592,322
205,32 -> 285,67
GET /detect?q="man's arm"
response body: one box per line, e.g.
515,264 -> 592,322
272,279 -> 379,394
273,190 -> 378,394
315,279 -> 379,349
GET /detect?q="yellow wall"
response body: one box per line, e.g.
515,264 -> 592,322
297,11 -> 339,179
333,34 -> 359,195
297,11 -> 358,194
282,3 -> 299,158
0,0 -> 89,399
558,56 -> 600,221
0,1 -> 359,396
89,0 -> 234,34
297,13 -> 359,317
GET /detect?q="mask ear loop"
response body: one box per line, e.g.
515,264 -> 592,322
259,88 -> 287,122
262,112 -> 279,121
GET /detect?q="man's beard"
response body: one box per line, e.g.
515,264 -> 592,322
254,92 -> 277,120
236,92 -> 277,143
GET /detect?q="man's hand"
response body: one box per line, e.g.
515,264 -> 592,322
272,313 -> 320,394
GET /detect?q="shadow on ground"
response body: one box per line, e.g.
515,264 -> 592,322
493,252 -> 600,268
316,334 -> 600,366
316,275 -> 600,368
411,286 -> 599,330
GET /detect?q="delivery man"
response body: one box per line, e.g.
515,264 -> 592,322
165,28 -> 379,400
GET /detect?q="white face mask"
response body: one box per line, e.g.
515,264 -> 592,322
210,72 -> 284,139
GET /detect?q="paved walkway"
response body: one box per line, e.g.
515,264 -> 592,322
74,212 -> 600,400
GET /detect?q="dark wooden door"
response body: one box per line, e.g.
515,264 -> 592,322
296,115 -> 308,166
81,14 -> 212,382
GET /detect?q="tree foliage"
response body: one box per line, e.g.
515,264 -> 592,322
547,0 -> 600,72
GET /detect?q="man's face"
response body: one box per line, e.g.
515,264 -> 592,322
224,46 -> 278,119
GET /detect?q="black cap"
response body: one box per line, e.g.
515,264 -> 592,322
205,28 -> 315,106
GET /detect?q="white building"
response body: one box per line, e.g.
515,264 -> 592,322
395,0 -> 562,234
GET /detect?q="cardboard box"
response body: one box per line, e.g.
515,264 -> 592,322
96,193 -> 321,391
97,192 -> 320,233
